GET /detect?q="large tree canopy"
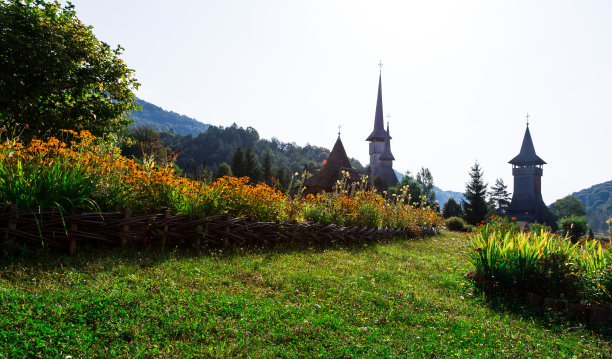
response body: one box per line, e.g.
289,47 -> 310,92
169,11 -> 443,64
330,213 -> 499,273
0,0 -> 139,139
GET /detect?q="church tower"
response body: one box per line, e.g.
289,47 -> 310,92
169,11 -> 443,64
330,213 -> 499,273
507,117 -> 548,222
366,69 -> 398,187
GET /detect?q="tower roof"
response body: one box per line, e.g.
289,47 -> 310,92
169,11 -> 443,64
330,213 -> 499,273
366,73 -> 388,141
304,135 -> 362,191
509,125 -> 546,166
379,123 -> 395,161
327,136 -> 352,168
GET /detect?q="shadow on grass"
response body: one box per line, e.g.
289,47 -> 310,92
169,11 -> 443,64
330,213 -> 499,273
473,286 -> 612,338
0,234 -> 430,271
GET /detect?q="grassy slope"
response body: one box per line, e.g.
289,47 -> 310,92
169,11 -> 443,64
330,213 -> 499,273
1,232 -> 610,358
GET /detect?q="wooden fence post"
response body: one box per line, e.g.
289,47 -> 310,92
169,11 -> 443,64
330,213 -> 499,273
69,223 -> 78,255
161,209 -> 170,251
7,204 -> 17,248
120,208 -> 131,248
223,214 -> 231,249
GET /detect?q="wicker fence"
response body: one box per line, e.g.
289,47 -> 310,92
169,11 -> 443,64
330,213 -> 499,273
0,205 -> 438,254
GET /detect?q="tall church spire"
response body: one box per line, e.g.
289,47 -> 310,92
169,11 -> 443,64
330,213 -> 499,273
366,73 -> 387,141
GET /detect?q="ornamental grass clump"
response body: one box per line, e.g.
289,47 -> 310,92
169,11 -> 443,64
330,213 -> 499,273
467,216 -> 612,304
0,130 -> 101,213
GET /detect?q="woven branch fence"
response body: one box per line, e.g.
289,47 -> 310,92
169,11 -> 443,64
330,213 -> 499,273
1,205 -> 438,254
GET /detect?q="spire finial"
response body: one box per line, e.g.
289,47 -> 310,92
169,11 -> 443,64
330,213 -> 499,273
378,60 -> 383,73
338,125 -> 342,138
526,113 -> 530,126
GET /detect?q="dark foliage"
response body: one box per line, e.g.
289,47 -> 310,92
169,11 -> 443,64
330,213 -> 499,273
442,198 -> 463,219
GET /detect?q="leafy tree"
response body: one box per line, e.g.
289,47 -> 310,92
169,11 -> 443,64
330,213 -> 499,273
442,198 -> 463,219
262,150 -> 273,184
244,146 -> 261,182
558,215 -> 588,241
388,171 -> 423,206
416,167 -> 436,206
463,162 -> 488,225
489,178 -> 511,215
215,162 -> 232,178
231,146 -> 246,177
0,0 -> 139,139
549,195 -> 587,219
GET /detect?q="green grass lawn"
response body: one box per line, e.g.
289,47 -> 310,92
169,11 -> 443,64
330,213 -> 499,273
1,232 -> 610,358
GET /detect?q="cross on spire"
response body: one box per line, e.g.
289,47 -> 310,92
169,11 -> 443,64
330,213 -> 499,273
338,125 -> 342,138
378,60 -> 383,73
386,113 -> 391,122
526,113 -> 530,126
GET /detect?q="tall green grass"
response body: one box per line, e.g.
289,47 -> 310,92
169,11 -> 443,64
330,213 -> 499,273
0,142 -> 99,212
467,222 -> 612,303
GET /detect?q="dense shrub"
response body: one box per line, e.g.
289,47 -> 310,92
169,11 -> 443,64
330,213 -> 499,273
467,217 -> 612,304
558,215 -> 588,241
445,216 -> 468,232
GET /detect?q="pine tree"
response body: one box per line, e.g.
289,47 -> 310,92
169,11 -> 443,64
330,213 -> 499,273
231,146 -> 246,177
489,178 -> 511,215
463,162 -> 488,225
244,146 -> 261,182
262,150 -> 273,184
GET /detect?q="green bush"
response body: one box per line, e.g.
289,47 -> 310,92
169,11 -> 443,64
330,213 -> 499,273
558,215 -> 588,241
445,216 -> 468,232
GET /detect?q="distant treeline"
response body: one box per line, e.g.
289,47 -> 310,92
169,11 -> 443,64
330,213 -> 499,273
122,124 -> 364,188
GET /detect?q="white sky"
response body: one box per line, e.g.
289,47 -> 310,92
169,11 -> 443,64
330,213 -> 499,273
66,0 -> 612,204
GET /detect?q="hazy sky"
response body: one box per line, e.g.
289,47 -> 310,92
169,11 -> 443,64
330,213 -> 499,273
65,0 -> 612,204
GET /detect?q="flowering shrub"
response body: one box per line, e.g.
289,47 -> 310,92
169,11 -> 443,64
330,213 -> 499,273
303,172 -> 442,232
0,131 -> 442,232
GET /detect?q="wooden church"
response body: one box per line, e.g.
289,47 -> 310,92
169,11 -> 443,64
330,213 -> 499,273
304,69 -> 398,194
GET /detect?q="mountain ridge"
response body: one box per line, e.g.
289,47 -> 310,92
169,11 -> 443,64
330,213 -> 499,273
571,180 -> 612,235
127,98 -> 210,136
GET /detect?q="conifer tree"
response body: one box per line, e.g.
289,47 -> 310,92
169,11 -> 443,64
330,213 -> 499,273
463,162 -> 488,225
262,150 -> 273,184
489,178 -> 511,215
244,146 -> 261,182
231,146 -> 246,177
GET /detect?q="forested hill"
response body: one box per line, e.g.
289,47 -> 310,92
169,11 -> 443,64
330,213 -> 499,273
127,98 -> 210,136
572,180 -> 612,235
133,124 -> 364,183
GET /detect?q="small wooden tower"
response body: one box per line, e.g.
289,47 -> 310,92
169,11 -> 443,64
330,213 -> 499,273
507,118 -> 548,222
